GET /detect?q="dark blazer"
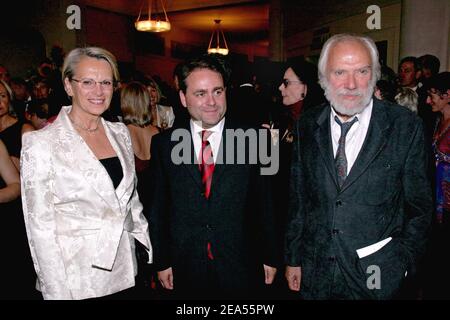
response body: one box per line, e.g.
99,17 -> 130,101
285,98 -> 432,299
148,118 -> 280,299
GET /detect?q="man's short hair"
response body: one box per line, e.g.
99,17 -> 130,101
178,54 -> 231,93
418,54 -> 440,75
395,87 -> 418,113
399,56 -> 420,72
27,98 -> 50,119
425,71 -> 450,94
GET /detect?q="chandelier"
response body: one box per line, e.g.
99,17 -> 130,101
207,19 -> 229,55
135,0 -> 171,32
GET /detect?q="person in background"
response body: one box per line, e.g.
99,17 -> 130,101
417,55 -> 441,154
20,47 -> 152,300
0,79 -> 34,170
0,65 -> 10,84
398,56 -> 421,91
422,72 -> 450,299
143,76 -> 175,131
10,77 -> 31,122
395,87 -> 419,114
26,98 -> 50,130
0,138 -> 37,299
418,54 -> 440,81
120,80 -> 160,296
427,72 -> 450,225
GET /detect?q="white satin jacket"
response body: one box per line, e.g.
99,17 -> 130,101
20,106 -> 152,300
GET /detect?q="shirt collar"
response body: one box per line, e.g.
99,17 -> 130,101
331,98 -> 373,125
190,117 -> 225,137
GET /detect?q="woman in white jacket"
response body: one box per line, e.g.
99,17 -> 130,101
20,47 -> 152,300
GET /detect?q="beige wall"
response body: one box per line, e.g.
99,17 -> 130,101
400,0 -> 450,71
285,3 -> 402,70
84,7 -> 133,62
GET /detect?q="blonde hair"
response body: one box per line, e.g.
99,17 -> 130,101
62,47 -> 120,83
120,81 -> 152,127
395,87 -> 418,114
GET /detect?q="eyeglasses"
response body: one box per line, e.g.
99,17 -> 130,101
282,79 -> 303,88
71,78 -> 115,90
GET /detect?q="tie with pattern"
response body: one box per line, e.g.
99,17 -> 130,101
200,130 -> 215,260
334,116 -> 358,188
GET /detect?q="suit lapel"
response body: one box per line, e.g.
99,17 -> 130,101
178,125 -> 203,188
103,120 -> 134,204
314,105 -> 339,188
340,99 -> 390,192
57,107 -> 122,212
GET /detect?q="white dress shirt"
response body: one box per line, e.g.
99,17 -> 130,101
190,118 -> 225,163
330,99 -> 373,175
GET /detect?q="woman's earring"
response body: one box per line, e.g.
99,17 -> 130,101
301,93 -> 305,99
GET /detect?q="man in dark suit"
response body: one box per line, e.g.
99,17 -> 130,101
148,54 -> 279,299
285,34 -> 432,299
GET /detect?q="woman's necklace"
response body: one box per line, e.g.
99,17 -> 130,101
69,115 -> 100,133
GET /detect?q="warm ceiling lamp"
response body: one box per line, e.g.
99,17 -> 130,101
207,19 -> 229,55
135,0 -> 171,32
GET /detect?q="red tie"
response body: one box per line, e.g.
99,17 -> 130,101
200,130 -> 215,199
200,130 -> 215,260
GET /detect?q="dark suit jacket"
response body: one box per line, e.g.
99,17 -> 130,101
148,118 -> 280,299
285,98 -> 432,299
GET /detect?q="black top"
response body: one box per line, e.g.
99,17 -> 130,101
0,121 -> 22,158
99,156 -> 123,189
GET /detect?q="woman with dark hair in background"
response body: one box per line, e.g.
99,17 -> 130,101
422,72 -> 450,299
263,60 -> 325,298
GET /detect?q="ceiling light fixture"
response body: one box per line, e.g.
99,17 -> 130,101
207,19 -> 229,55
135,0 -> 171,33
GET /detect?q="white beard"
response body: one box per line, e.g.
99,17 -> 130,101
325,86 -> 374,116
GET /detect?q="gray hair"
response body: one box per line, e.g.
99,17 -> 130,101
395,87 -> 418,114
318,34 -> 381,90
62,47 -> 120,83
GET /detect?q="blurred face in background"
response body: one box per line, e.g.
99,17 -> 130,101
0,66 -> 10,84
10,82 -> 29,101
148,84 -> 159,108
278,67 -> 307,106
33,81 -> 50,99
0,82 -> 11,117
398,61 -> 418,88
427,88 -> 450,114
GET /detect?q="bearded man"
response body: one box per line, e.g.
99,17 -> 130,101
284,34 -> 432,299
